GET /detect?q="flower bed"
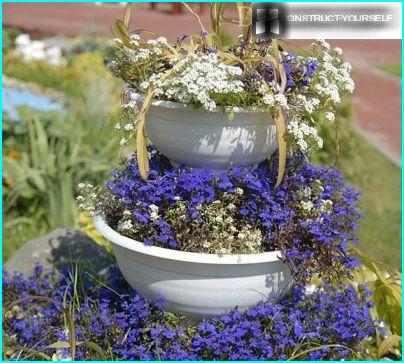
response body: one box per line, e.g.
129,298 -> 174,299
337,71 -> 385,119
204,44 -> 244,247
80,149 -> 360,284
3,264 -> 375,361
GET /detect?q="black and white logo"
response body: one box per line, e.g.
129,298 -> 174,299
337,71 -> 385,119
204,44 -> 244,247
252,3 -> 286,39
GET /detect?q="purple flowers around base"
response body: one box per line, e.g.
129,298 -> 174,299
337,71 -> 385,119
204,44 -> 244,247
3,264 -> 375,361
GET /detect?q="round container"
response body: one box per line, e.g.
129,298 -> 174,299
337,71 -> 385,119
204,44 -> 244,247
94,214 -> 293,320
130,91 -> 278,171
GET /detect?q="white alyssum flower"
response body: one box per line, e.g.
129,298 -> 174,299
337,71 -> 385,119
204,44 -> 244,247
334,47 -> 343,55
325,112 -> 335,122
147,53 -> 244,111
274,93 -> 288,109
118,219 -> 133,232
124,123 -> 134,131
149,204 -> 159,221
287,120 -> 323,151
262,94 -> 275,106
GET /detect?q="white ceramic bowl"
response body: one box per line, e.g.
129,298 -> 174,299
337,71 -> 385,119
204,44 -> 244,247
129,91 -> 278,171
94,214 -> 293,320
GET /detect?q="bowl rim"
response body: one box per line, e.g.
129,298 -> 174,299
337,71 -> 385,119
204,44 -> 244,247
127,89 -> 273,115
94,214 -> 284,265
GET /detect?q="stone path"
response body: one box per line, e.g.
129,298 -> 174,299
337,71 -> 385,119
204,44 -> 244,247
3,3 -> 401,164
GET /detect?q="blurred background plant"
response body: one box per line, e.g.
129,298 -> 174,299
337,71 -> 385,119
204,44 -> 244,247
2,34 -> 123,260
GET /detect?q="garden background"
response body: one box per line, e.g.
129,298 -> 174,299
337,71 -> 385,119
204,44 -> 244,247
2,2 -> 402,270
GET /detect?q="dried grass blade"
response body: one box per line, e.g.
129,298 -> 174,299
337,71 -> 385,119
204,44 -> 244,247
182,2 -> 207,33
272,107 -> 287,188
123,3 -> 133,28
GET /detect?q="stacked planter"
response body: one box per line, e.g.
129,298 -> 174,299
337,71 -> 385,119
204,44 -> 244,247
95,94 -> 293,319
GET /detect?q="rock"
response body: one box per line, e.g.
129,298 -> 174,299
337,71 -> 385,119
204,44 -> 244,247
4,228 -> 113,276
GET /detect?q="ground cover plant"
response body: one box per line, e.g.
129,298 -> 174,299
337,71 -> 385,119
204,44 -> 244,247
2,264 -> 376,361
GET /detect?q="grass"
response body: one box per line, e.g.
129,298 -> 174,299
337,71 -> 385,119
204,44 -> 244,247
314,103 -> 401,269
376,63 -> 402,78
340,133 -> 401,269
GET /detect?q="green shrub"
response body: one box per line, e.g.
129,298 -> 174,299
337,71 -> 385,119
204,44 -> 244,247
2,27 -> 21,53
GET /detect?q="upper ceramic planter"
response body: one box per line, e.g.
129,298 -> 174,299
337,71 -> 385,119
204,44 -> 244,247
94,214 -> 293,320
130,91 -> 278,171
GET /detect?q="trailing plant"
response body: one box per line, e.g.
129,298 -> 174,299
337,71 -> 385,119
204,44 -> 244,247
107,4 -> 354,186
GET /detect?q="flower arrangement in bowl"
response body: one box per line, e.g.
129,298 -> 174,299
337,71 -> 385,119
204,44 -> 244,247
107,4 -> 354,185
79,4 -> 359,319
80,149 -> 360,318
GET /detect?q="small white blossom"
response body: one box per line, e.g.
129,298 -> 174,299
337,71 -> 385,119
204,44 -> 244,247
325,112 -> 335,122
334,47 -> 343,55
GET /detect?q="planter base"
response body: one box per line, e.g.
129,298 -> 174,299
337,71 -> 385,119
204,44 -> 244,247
94,215 -> 294,320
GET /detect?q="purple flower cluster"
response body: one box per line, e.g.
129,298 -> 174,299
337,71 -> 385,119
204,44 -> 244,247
256,51 -> 318,92
3,265 -> 375,361
105,150 -> 361,283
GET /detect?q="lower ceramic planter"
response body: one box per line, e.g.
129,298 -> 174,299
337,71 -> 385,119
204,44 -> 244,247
94,214 -> 293,320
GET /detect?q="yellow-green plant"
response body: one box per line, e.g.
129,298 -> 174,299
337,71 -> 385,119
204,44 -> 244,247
351,246 -> 401,358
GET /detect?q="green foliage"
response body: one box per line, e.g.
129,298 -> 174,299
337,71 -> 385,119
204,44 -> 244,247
3,109 -> 119,231
3,50 -> 125,261
349,246 -> 402,359
2,27 -> 21,53
376,63 -> 402,78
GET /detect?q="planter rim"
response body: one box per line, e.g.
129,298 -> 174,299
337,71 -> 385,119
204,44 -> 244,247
128,89 -> 272,115
94,214 -> 283,265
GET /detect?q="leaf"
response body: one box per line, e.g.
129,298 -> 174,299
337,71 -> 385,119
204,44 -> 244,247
123,3 -> 132,28
113,20 -> 130,46
111,24 -> 128,45
80,341 -> 107,360
136,122 -> 149,182
48,341 -> 75,349
116,19 -> 129,37
378,335 -> 401,358
272,107 -> 287,188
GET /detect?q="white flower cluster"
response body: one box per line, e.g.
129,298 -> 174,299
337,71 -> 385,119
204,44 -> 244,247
311,40 -> 355,102
76,183 -> 100,215
286,40 -> 355,152
163,191 -> 264,254
295,180 -> 333,220
148,53 -> 244,111
14,34 -> 66,66
122,35 -> 168,62
114,88 -> 140,145
287,120 -> 323,151
296,94 -> 320,114
258,83 -> 288,109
